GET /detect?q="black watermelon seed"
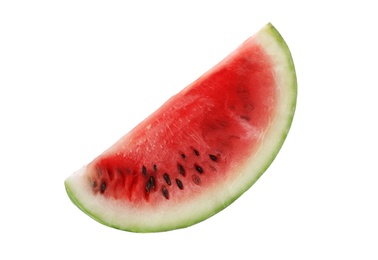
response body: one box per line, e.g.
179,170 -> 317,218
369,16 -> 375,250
163,173 -> 171,186
178,164 -> 185,176
162,186 -> 169,199
193,149 -> 200,156
153,164 -> 157,171
142,165 -> 147,176
192,174 -> 201,185
195,164 -> 203,174
146,176 -> 155,193
100,182 -> 106,193
176,179 -> 184,190
209,154 -> 218,162
181,153 -> 186,159
146,180 -> 151,193
149,176 -> 155,189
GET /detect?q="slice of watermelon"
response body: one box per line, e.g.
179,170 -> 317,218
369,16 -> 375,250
65,23 -> 297,232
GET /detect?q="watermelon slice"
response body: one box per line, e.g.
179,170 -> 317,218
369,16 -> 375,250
65,23 -> 297,232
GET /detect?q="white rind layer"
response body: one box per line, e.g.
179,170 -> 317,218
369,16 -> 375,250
65,23 -> 297,232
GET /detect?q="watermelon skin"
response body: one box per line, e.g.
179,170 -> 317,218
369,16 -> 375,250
65,23 -> 297,232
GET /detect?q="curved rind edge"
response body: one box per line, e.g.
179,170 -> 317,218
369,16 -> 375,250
65,22 -> 297,233
231,22 -> 297,196
201,22 -> 297,230
65,173 -> 109,228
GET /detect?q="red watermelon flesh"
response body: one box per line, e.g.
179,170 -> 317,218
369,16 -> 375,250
65,23 -> 297,232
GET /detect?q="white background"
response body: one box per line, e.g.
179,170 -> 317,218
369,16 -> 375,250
1,1 -> 377,259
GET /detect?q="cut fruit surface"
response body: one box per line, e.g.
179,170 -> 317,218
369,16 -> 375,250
65,23 -> 297,232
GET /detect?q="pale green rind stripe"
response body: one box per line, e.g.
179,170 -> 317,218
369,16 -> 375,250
65,23 -> 297,233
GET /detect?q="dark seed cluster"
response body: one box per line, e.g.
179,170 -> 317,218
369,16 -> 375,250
95,147 -> 219,202
142,148 -> 219,200
145,176 -> 155,193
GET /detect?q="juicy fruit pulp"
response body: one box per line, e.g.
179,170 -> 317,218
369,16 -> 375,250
65,23 -> 297,232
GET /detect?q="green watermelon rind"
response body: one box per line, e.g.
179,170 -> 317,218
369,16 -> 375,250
65,179 -> 114,229
65,23 -> 297,232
